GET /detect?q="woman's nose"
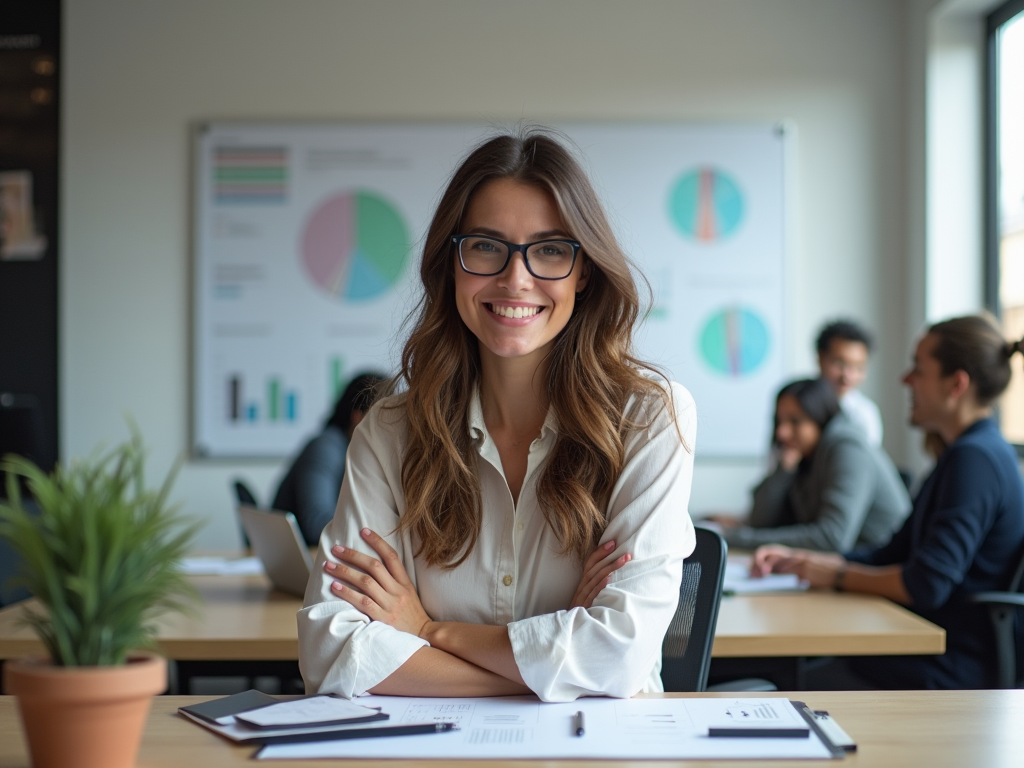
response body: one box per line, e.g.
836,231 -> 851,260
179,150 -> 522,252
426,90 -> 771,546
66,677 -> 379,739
498,251 -> 533,288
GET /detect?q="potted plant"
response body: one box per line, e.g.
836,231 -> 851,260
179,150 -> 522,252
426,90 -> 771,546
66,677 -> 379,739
0,429 -> 200,768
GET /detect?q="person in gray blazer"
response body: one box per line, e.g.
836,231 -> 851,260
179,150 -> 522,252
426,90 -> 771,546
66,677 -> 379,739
722,378 -> 910,552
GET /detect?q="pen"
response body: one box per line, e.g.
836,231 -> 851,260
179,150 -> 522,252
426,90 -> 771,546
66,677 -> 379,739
257,722 -> 459,745
574,711 -> 585,737
708,727 -> 809,738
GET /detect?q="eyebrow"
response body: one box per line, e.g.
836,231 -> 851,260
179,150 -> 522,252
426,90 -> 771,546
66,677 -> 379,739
465,226 -> 573,241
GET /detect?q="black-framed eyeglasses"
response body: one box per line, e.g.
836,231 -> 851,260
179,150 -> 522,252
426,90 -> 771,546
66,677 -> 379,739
452,234 -> 582,280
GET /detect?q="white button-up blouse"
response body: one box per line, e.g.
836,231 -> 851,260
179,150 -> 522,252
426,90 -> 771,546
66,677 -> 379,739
297,381 -> 697,702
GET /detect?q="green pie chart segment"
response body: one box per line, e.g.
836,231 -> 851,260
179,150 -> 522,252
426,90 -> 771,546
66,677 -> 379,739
699,307 -> 770,377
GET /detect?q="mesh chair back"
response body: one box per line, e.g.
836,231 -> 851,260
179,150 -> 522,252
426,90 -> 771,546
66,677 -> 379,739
660,527 -> 727,692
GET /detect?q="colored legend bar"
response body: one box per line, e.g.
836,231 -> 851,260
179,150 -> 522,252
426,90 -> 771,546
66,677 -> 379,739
214,146 -> 287,205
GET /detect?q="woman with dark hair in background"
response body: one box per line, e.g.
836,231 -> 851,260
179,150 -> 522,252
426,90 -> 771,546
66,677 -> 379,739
273,372 -> 388,545
719,377 -> 910,552
753,315 -> 1024,689
298,129 -> 696,701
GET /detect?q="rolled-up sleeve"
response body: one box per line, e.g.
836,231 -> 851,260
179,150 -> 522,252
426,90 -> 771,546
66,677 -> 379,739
507,383 -> 697,701
297,411 -> 428,698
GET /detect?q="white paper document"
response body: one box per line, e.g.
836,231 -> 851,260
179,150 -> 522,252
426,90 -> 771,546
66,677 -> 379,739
179,556 -> 264,576
255,696 -> 837,760
235,695 -> 381,728
723,557 -> 808,594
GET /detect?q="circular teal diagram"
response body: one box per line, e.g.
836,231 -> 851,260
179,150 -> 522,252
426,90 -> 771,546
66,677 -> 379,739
669,167 -> 744,242
699,307 -> 769,377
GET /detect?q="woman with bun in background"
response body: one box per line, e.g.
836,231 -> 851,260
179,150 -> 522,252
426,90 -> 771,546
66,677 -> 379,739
753,315 -> 1024,689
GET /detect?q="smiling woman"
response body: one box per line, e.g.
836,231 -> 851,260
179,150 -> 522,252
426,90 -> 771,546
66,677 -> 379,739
297,128 -> 697,702
721,377 -> 910,553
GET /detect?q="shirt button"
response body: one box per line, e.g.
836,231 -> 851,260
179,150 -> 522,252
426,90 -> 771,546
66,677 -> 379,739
502,574 -> 513,586
516,523 -> 524,532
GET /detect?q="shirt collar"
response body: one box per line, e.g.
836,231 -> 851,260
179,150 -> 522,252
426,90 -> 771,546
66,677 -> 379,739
467,386 -> 559,445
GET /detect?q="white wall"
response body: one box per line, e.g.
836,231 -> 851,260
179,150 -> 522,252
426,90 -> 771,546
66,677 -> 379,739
63,0 -> 915,549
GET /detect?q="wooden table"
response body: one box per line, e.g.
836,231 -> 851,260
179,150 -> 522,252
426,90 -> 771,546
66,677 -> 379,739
0,575 -> 299,661
2,690 -> 1021,767
713,592 -> 945,657
0,574 -> 944,663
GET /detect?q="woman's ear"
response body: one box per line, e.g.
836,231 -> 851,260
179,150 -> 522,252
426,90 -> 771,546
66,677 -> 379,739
575,258 -> 591,294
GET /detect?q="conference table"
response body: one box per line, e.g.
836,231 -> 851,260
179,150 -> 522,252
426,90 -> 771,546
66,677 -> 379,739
2,689 -> 1020,767
0,571 -> 945,692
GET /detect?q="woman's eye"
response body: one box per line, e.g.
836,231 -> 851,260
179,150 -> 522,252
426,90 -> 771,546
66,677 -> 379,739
537,243 -> 568,257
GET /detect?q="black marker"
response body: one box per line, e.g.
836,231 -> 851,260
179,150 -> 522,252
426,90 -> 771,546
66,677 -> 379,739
708,726 -> 809,738
574,711 -> 585,737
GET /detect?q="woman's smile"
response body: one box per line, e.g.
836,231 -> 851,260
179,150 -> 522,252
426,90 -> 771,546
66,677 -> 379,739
484,302 -> 545,322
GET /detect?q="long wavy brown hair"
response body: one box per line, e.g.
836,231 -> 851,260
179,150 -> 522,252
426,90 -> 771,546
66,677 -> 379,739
390,128 -> 678,568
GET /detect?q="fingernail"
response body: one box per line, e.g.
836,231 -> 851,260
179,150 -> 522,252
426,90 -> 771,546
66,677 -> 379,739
331,582 -> 343,591
325,562 -> 336,571
361,528 -> 371,537
333,546 -> 345,554
605,541 -> 614,550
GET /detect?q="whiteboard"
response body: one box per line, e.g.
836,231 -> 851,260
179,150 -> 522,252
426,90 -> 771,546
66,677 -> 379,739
193,122 -> 788,458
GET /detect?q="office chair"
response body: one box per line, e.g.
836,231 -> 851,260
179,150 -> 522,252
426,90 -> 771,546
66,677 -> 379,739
660,527 -> 728,692
233,480 -> 259,507
970,544 -> 1024,688
231,479 -> 259,548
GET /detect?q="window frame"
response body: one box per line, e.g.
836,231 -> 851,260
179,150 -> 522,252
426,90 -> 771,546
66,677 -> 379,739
985,0 -> 1024,455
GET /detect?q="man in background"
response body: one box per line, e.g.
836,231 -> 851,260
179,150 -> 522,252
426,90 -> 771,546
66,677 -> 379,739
816,320 -> 883,447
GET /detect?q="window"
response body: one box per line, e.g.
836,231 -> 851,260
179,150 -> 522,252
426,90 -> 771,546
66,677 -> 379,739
987,0 -> 1024,449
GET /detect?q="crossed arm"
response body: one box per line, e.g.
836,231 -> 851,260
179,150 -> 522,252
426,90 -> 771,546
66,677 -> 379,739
324,528 -> 630,697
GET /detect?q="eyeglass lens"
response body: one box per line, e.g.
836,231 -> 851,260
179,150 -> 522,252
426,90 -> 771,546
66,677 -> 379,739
459,236 -> 575,279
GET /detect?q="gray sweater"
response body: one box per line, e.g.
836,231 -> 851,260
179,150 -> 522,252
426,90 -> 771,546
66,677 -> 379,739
725,413 -> 911,552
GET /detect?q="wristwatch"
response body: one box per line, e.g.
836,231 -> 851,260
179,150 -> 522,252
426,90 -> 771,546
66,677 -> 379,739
833,562 -> 848,591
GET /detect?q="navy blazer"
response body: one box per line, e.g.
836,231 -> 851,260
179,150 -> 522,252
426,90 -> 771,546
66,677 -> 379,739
848,418 -> 1024,689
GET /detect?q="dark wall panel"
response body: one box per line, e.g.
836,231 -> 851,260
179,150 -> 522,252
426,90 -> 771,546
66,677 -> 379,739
0,1 -> 59,472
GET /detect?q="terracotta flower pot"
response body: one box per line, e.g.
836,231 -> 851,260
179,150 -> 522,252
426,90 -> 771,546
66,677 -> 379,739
3,652 -> 167,768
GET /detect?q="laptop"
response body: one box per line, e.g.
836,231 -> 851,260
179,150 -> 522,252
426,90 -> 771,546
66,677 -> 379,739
237,505 -> 313,597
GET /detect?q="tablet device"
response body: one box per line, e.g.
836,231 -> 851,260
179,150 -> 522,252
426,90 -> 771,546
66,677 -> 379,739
238,505 -> 313,597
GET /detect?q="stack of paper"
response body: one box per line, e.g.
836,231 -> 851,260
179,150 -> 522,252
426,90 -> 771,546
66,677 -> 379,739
722,558 -> 808,594
179,690 -> 397,744
178,556 -> 265,576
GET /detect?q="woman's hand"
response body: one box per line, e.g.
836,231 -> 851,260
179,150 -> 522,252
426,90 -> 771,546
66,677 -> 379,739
570,540 -> 631,610
751,544 -> 845,588
325,528 -> 433,638
750,544 -> 799,577
778,446 -> 803,472
786,552 -> 846,589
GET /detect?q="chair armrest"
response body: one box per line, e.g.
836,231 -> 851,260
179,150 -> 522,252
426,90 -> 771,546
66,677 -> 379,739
969,592 -> 1024,607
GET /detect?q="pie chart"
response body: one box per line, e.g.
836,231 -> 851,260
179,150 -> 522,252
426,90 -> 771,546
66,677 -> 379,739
669,167 -> 744,242
301,191 -> 410,302
699,307 -> 769,377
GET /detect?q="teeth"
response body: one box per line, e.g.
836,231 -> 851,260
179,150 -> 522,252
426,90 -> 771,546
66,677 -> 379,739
491,305 -> 540,319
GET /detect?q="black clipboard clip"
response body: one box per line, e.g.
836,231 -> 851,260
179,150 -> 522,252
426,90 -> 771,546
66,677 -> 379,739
791,701 -> 857,756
